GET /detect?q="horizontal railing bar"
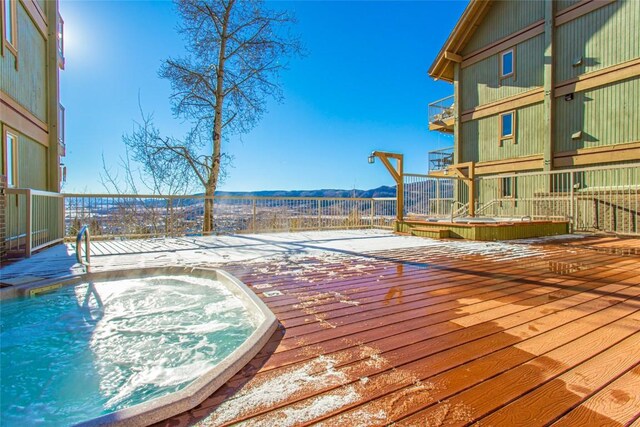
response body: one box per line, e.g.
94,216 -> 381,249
480,162 -> 640,180
428,94 -> 454,106
62,193 -> 376,202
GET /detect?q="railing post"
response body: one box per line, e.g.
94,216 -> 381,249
317,199 -> 321,230
168,197 -> 174,237
59,195 -> 65,240
436,180 -> 441,216
569,172 -> 575,233
25,189 -> 32,258
370,199 -> 374,229
252,198 -> 257,232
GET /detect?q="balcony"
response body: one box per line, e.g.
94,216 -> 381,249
428,146 -> 454,172
57,14 -> 65,69
428,95 -> 454,133
58,103 -> 65,156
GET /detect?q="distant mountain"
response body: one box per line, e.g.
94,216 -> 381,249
213,185 -> 397,198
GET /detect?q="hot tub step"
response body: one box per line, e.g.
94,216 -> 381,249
410,227 -> 451,239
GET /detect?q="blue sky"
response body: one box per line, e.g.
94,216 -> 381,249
60,0 -> 466,193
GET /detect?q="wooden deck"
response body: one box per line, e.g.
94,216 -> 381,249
152,235 -> 640,427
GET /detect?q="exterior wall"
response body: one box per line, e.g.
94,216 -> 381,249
461,34 -> 544,111
0,174 -> 5,259
461,0 -> 544,55
0,1 -> 48,123
17,133 -> 48,189
555,77 -> 640,153
556,0 -> 583,13
461,102 -> 545,164
555,0 -> 640,83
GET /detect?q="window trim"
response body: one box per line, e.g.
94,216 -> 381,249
499,110 -> 516,146
499,47 -> 515,80
3,127 -> 18,188
2,0 -> 17,55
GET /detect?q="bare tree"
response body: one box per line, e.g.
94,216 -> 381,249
138,0 -> 302,233
101,107 -> 201,196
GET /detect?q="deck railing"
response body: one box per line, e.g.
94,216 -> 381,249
476,163 -> 640,235
62,194 -> 397,240
4,189 -> 65,257
403,174 -> 456,218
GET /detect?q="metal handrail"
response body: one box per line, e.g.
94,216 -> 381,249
450,201 -> 468,222
76,225 -> 91,272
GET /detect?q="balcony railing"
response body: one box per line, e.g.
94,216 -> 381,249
428,146 -> 454,172
62,194 -> 397,240
57,14 -> 65,69
4,189 -> 65,258
428,95 -> 455,133
58,103 -> 65,156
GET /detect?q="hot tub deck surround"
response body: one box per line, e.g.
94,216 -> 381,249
1,231 -> 639,426
396,218 -> 570,241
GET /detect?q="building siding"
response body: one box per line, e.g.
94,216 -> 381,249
556,0 -> 640,83
555,77 -> 640,153
556,0 -> 583,12
461,102 -> 544,164
461,34 -> 544,111
461,0 -> 544,56
18,133 -> 48,190
0,2 -> 48,123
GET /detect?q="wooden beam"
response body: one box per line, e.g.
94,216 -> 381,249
19,0 -> 48,39
543,0 -> 555,172
553,141 -> 640,167
462,21 -> 544,69
461,88 -> 544,122
0,95 -> 49,146
555,58 -> 640,98
555,0 -> 616,26
444,51 -> 463,63
372,151 -> 404,222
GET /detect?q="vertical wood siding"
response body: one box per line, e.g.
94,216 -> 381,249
556,0 -> 583,12
555,77 -> 640,152
462,0 -> 545,55
461,34 -> 544,110
18,133 -> 48,189
0,3 -> 48,123
556,0 -> 640,83
461,102 -> 545,164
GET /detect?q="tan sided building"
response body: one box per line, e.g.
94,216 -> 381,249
424,0 -> 639,234
1,0 -> 65,258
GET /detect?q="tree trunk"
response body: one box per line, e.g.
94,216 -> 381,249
202,0 -> 234,234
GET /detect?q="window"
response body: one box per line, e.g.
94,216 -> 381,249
2,0 -> 17,53
4,130 -> 17,188
500,177 -> 514,199
500,48 -> 514,79
499,111 -> 516,146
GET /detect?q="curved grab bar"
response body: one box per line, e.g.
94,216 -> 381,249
76,225 -> 91,272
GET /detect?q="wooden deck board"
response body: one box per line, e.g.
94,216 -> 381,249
148,236 -> 640,427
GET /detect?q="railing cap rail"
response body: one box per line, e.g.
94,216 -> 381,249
428,94 -> 454,107
62,193 -> 379,202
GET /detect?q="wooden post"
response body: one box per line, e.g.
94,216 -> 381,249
370,198 -> 374,228
25,189 -> 32,258
543,0 -> 555,174
372,151 -> 404,222
468,162 -> 476,217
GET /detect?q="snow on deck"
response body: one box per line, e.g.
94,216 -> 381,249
0,229 -> 579,283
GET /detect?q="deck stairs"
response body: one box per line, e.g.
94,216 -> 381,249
409,226 -> 451,239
